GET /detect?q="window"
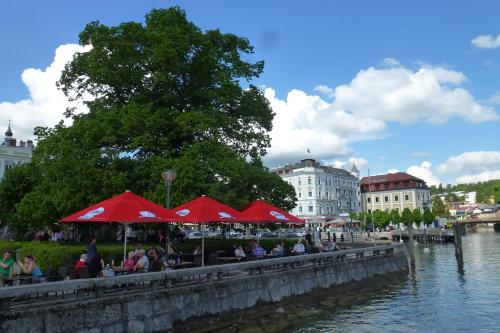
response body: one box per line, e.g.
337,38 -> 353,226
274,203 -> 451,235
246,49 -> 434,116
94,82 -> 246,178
384,196 -> 389,202
299,206 -> 302,212
318,191 -> 322,198
394,195 -> 399,202
308,206 -> 313,212
308,178 -> 312,185
375,196 -> 379,203
405,194 -> 409,201
298,192 -> 301,198
319,207 -> 322,214
367,197 -> 371,203
308,191 -> 312,197
368,209 -> 372,214
298,178 -> 301,185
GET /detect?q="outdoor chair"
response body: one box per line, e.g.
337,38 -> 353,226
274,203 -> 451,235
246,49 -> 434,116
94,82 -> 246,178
207,253 -> 219,265
58,266 -> 68,280
68,266 -> 77,280
78,266 -> 89,279
43,267 -> 58,282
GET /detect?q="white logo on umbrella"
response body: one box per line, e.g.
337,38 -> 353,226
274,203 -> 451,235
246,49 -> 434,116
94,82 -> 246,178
270,211 -> 289,220
218,212 -> 232,218
139,211 -> 156,218
176,209 -> 190,217
79,207 -> 105,219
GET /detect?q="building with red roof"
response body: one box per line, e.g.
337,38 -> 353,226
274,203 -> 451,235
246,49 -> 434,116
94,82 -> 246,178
360,172 -> 431,214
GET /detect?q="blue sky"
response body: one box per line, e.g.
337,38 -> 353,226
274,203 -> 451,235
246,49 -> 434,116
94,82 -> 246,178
0,0 -> 499,185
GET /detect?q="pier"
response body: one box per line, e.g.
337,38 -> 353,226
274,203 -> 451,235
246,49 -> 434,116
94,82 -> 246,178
0,243 -> 407,333
392,229 -> 455,243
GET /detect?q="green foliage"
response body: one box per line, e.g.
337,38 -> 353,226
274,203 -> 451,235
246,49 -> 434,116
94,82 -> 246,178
412,208 -> 423,227
430,180 -> 500,204
359,211 -> 372,225
372,210 -> 390,229
0,239 -> 298,269
432,196 -> 447,218
401,208 -> 413,226
0,7 -> 297,231
423,209 -> 435,226
349,211 -> 358,220
390,209 -> 401,225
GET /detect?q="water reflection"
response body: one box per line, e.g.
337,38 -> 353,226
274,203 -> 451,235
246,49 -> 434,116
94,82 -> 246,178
293,231 -> 500,333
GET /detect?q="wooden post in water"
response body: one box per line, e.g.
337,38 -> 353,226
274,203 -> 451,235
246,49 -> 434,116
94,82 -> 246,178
453,220 -> 463,262
407,226 -> 416,268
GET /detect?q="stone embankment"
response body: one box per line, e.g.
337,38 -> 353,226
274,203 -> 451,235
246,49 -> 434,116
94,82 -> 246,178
0,243 -> 407,333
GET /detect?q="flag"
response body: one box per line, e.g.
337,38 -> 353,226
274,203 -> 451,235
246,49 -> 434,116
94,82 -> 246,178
307,148 -> 311,154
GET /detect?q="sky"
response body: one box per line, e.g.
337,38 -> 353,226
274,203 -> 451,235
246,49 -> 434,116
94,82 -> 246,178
0,0 -> 499,186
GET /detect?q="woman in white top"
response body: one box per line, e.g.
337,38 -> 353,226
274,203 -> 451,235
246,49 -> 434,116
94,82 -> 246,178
234,245 -> 246,260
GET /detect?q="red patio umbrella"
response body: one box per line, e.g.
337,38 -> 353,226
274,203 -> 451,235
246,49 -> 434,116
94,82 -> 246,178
60,191 -> 180,261
241,199 -> 304,225
172,195 -> 251,266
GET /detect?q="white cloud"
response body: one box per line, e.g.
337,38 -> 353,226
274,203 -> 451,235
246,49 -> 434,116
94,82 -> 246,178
0,44 -> 90,141
487,92 -> 500,105
381,57 -> 400,67
313,85 -> 335,98
407,161 -> 441,186
264,88 -> 385,165
331,65 -> 498,124
265,60 -> 498,166
437,151 -> 500,183
471,34 -> 500,49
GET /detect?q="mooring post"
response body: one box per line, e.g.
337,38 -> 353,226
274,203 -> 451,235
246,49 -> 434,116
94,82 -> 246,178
407,226 -> 416,269
453,220 -> 463,262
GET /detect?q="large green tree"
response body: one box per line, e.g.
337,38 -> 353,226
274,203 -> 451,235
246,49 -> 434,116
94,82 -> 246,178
0,7 -> 296,232
432,196 -> 447,217
412,208 -> 423,228
373,210 -> 391,230
423,208 -> 435,227
401,208 -> 413,226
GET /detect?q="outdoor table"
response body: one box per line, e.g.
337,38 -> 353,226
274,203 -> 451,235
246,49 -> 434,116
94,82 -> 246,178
217,257 -> 240,264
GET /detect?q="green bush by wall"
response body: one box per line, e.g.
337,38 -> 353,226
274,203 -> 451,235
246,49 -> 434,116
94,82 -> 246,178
0,238 -> 300,270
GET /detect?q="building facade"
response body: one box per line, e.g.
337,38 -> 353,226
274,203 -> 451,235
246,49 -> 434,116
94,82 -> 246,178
0,122 -> 34,180
272,159 -> 361,222
360,172 -> 431,214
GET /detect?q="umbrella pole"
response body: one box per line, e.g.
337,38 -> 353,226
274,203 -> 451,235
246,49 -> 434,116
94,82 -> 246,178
123,223 -> 128,264
202,223 -> 205,267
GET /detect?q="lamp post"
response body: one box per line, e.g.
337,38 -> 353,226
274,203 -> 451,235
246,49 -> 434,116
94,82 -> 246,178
161,170 -> 177,209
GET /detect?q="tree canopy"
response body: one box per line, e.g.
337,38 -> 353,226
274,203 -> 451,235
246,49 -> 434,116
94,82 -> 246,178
0,7 -> 296,233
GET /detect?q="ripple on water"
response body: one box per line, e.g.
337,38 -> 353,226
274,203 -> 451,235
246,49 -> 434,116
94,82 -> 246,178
292,232 -> 500,333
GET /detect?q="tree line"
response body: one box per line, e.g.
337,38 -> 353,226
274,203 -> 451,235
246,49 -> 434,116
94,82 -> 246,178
350,208 -> 435,230
430,180 -> 500,204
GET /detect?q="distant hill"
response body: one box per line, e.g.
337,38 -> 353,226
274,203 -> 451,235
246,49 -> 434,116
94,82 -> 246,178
430,179 -> 500,204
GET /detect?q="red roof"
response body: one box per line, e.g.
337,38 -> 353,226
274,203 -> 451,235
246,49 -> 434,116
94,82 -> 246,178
241,200 -> 304,224
360,172 -> 424,185
172,195 -> 251,223
60,191 -> 180,223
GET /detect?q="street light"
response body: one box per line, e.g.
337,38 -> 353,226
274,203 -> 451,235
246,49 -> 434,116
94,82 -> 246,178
161,170 -> 177,209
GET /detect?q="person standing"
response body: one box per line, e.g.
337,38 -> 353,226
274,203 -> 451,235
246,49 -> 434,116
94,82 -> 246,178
86,236 -> 97,263
0,251 -> 14,287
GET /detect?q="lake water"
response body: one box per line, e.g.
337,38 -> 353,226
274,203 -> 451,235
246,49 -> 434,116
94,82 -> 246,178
293,229 -> 500,333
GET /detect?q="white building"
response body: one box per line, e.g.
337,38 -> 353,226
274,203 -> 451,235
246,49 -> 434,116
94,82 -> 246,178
360,172 -> 431,214
465,191 -> 476,204
272,159 -> 361,223
0,122 -> 33,179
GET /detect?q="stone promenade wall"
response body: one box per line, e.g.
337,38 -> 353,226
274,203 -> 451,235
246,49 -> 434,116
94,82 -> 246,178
0,248 -> 408,333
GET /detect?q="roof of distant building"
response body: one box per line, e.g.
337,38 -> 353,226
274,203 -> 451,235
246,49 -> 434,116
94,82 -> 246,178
272,158 -> 357,179
360,172 -> 424,185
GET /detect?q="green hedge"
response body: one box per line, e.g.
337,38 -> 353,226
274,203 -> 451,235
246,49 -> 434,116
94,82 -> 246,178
0,238 -> 299,270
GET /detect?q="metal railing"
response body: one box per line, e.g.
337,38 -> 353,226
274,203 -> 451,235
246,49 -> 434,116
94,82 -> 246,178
0,243 -> 405,311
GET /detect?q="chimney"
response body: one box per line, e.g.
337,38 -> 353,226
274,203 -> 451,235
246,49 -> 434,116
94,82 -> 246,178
19,140 -> 25,147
